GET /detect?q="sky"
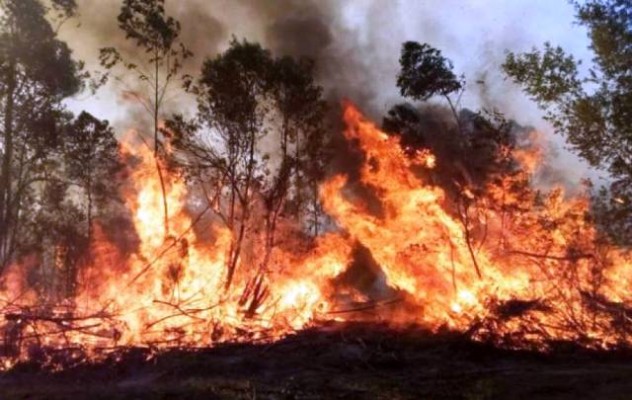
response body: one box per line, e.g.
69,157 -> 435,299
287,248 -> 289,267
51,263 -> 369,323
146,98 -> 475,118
61,0 -> 601,186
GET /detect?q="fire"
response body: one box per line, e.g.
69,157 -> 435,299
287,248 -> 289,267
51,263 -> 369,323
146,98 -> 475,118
1,103 -> 632,368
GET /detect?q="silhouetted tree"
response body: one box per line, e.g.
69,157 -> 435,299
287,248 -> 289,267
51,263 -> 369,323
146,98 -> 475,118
0,0 -> 85,272
30,180 -> 87,299
196,39 -> 272,290
388,41 -> 520,278
397,41 -> 463,102
390,41 -> 516,190
267,55 -> 328,240
167,39 -> 328,292
64,112 -> 122,245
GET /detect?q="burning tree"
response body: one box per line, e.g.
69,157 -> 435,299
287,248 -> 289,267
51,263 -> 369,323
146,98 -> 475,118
165,38 -> 329,293
99,0 -> 192,239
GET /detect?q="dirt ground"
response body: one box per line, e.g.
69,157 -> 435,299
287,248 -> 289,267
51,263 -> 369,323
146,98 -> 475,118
2,322 -> 632,400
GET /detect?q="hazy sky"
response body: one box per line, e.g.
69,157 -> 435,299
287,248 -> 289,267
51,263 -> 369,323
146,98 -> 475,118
62,0 -> 599,185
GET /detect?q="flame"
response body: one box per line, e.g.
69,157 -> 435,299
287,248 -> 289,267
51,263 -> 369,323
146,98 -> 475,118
321,105 -> 632,346
1,103 -> 632,368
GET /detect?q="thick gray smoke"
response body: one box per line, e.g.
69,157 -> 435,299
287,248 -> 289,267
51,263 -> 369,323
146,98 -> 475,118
60,0 -> 598,185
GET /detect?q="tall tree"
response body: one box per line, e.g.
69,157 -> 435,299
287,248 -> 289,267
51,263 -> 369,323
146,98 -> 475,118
31,179 -> 87,300
166,39 -> 328,293
391,41 -> 516,278
266,56 -> 328,241
503,0 -> 632,244
64,112 -> 122,245
183,39 -> 273,291
0,0 -> 84,272
397,42 -> 463,101
100,0 -> 191,238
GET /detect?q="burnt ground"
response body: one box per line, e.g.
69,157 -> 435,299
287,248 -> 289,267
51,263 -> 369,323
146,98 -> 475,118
2,322 -> 632,400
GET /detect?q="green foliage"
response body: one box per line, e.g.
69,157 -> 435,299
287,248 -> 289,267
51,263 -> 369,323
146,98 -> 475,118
383,104 -> 516,197
578,0 -> 632,79
387,41 -> 516,198
99,0 -> 192,113
65,113 -> 120,184
100,0 -> 191,73
271,56 -> 323,114
118,0 -> 179,53
188,38 -> 329,208
590,182 -> 632,245
503,0 -> 632,244
397,41 -> 463,101
504,1 -> 632,172
389,40 -> 535,280
0,0 -> 84,97
0,0 -> 86,271
166,39 -> 329,289
30,179 -> 88,298
197,39 -> 272,140
100,0 -> 192,238
64,112 -> 122,218
0,0 -> 122,299
382,103 -> 425,151
504,43 -> 582,103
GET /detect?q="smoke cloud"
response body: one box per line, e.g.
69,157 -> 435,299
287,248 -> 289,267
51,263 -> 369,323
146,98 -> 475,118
60,0 -> 597,184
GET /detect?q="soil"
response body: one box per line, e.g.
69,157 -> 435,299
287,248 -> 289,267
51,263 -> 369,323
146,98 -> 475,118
2,322 -> 632,400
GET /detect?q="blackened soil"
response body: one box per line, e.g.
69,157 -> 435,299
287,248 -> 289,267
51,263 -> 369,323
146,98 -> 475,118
2,322 -> 632,400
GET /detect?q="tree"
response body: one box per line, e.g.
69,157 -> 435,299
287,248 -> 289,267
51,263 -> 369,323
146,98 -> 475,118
397,41 -> 463,102
266,56 -> 328,239
503,0 -> 632,244
64,112 -> 122,245
0,0 -> 85,272
390,41 -> 517,278
166,39 -> 328,294
392,41 -> 517,188
196,39 -> 272,291
100,0 -> 192,238
31,179 -> 88,300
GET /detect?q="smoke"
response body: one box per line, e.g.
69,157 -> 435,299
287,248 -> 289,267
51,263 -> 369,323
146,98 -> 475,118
62,1 -> 575,110
60,0 -> 226,132
65,0 -> 226,73
58,0 -> 597,186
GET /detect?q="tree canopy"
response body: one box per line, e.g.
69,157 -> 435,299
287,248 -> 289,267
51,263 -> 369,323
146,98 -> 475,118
0,0 -> 85,272
503,0 -> 632,243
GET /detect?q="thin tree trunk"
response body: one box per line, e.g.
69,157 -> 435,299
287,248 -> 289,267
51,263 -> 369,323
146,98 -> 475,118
225,125 -> 256,291
225,219 -> 246,290
295,126 -> 303,218
311,187 -> 320,237
87,182 -> 93,246
0,54 -> 16,271
154,53 -> 169,238
445,94 -> 482,279
459,200 -> 482,279
261,114 -> 290,268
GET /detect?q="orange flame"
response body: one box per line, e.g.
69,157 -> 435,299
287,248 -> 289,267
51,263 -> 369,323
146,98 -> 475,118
1,103 -> 632,368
